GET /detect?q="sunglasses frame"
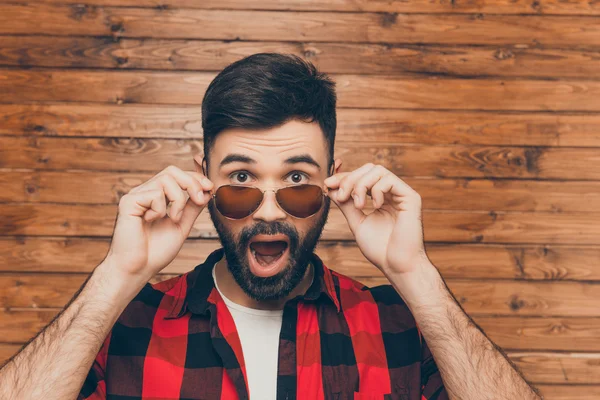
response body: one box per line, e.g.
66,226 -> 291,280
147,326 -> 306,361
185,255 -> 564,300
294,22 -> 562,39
211,183 -> 329,220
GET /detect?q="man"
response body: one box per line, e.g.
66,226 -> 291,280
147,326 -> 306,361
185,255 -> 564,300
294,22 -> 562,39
0,54 -> 541,400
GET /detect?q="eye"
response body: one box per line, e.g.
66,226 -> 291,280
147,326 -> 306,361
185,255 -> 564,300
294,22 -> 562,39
286,172 -> 309,184
230,171 -> 254,184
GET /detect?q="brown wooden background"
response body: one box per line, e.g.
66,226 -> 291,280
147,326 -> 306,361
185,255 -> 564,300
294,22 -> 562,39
1,0 -> 600,398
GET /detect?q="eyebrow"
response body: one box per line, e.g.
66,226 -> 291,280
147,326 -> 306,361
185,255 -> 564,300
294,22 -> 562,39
219,153 -> 322,171
219,153 -> 257,167
284,154 -> 321,171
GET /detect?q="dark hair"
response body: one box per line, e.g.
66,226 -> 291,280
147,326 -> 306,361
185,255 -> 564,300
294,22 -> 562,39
201,53 -> 337,172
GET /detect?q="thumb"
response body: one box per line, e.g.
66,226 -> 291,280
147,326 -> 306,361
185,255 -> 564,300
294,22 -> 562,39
178,193 -> 210,234
328,189 -> 365,234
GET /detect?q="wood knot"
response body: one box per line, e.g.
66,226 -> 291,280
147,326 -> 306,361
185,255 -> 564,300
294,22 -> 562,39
110,22 -> 125,35
524,147 -> 543,174
69,4 -> 89,21
115,56 -> 128,66
509,295 -> 525,311
380,12 -> 398,28
494,48 -> 514,60
303,49 -> 317,58
531,0 -> 541,11
25,184 -> 37,194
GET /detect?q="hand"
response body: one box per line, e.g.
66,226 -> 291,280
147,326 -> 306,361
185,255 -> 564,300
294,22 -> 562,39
324,163 -> 429,277
103,165 -> 213,284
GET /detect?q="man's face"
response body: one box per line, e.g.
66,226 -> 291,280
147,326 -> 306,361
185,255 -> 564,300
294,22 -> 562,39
204,120 -> 333,301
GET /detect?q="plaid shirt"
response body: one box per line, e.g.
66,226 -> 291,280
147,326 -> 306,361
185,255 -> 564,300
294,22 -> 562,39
80,248 -> 447,400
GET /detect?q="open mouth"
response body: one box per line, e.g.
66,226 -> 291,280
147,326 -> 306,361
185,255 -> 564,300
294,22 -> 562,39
247,234 -> 290,277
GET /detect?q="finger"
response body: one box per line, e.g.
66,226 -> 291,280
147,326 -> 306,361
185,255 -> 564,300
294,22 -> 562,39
119,189 -> 167,222
371,174 -> 422,211
178,193 -> 211,234
324,172 -> 350,190
334,163 -> 375,202
351,165 -> 389,209
158,166 -> 213,206
130,166 -> 213,203
159,175 -> 188,222
329,188 -> 366,234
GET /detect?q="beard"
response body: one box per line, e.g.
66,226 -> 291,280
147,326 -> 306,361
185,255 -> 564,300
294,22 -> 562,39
208,198 -> 330,301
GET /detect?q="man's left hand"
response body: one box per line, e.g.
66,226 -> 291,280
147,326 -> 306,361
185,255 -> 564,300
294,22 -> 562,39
324,163 -> 430,278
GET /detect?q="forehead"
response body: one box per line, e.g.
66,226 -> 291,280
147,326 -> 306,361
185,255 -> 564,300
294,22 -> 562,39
209,120 -> 328,167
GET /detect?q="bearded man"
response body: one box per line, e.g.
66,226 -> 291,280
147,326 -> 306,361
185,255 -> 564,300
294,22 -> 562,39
0,54 -> 541,400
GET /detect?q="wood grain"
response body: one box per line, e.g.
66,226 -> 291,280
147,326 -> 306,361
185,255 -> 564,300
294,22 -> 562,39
4,70 -> 600,111
0,342 -> 595,386
3,170 -> 600,213
2,5 -> 600,46
3,237 -> 600,281
509,351 -> 600,384
3,136 -> 600,180
538,385 -> 600,400
3,36 -> 600,79
1,203 -> 600,244
3,0 -> 600,15
0,309 -> 597,350
0,273 -> 598,316
4,104 -> 600,148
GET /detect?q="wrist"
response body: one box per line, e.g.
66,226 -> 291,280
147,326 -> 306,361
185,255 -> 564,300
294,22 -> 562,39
89,257 -> 148,306
385,259 -> 449,310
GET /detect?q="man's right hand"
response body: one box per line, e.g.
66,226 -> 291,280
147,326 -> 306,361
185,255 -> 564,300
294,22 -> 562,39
103,165 -> 213,285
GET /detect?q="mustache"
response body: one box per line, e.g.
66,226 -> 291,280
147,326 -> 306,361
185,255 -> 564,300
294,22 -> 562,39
238,221 -> 299,250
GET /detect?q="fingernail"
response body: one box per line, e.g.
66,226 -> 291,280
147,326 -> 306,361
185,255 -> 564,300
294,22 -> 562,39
201,178 -> 211,187
352,193 -> 359,206
197,191 -> 204,200
338,188 -> 344,198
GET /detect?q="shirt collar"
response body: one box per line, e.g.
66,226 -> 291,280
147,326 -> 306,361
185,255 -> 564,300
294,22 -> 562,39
164,248 -> 341,319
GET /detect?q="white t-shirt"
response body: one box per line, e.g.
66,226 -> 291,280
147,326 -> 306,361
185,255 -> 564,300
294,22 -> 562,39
212,268 -> 283,400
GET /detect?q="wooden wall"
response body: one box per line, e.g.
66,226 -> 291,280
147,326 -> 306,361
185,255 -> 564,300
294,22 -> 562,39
1,1 -> 600,397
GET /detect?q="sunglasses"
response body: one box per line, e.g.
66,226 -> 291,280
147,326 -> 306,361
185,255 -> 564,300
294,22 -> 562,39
211,184 -> 326,220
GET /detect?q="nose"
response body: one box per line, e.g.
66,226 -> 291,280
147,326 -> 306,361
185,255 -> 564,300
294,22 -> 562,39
252,190 -> 287,222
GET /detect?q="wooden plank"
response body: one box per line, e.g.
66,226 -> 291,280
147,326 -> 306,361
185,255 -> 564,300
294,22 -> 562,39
537,385 -> 600,400
3,137 -> 600,180
475,316 -> 600,351
3,69 -> 600,112
2,5 -> 600,46
2,237 -> 600,281
0,343 -> 594,385
4,170 -> 600,213
1,203 -> 600,244
509,351 -> 600,384
0,273 -> 599,316
361,277 -> 600,317
4,104 -> 600,148
3,0 -> 600,15
4,0 -> 600,15
0,307 -> 598,350
3,36 -> 600,79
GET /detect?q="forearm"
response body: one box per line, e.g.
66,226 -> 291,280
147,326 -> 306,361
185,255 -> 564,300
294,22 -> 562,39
387,260 -> 541,400
0,260 -> 142,400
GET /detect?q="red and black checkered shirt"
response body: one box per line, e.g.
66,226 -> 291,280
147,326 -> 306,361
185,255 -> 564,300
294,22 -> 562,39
79,248 -> 447,400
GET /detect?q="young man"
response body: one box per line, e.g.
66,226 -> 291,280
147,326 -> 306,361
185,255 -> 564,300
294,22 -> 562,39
0,54 -> 541,400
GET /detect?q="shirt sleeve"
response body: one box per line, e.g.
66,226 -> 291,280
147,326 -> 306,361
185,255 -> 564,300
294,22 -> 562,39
77,333 -> 111,400
419,331 -> 449,400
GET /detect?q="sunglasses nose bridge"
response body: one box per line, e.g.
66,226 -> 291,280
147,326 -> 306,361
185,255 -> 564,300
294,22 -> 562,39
251,189 -> 287,222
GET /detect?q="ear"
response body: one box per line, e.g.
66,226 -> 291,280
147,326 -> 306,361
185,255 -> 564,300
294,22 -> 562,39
333,158 -> 342,174
193,154 -> 206,175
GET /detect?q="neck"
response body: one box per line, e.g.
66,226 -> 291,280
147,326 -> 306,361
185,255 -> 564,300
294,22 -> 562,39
213,256 -> 314,310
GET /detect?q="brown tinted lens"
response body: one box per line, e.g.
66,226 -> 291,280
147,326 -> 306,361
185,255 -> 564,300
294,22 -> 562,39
214,185 -> 264,219
276,184 -> 323,218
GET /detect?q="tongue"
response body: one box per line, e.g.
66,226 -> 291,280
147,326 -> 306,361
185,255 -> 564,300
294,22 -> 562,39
250,241 -> 287,266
